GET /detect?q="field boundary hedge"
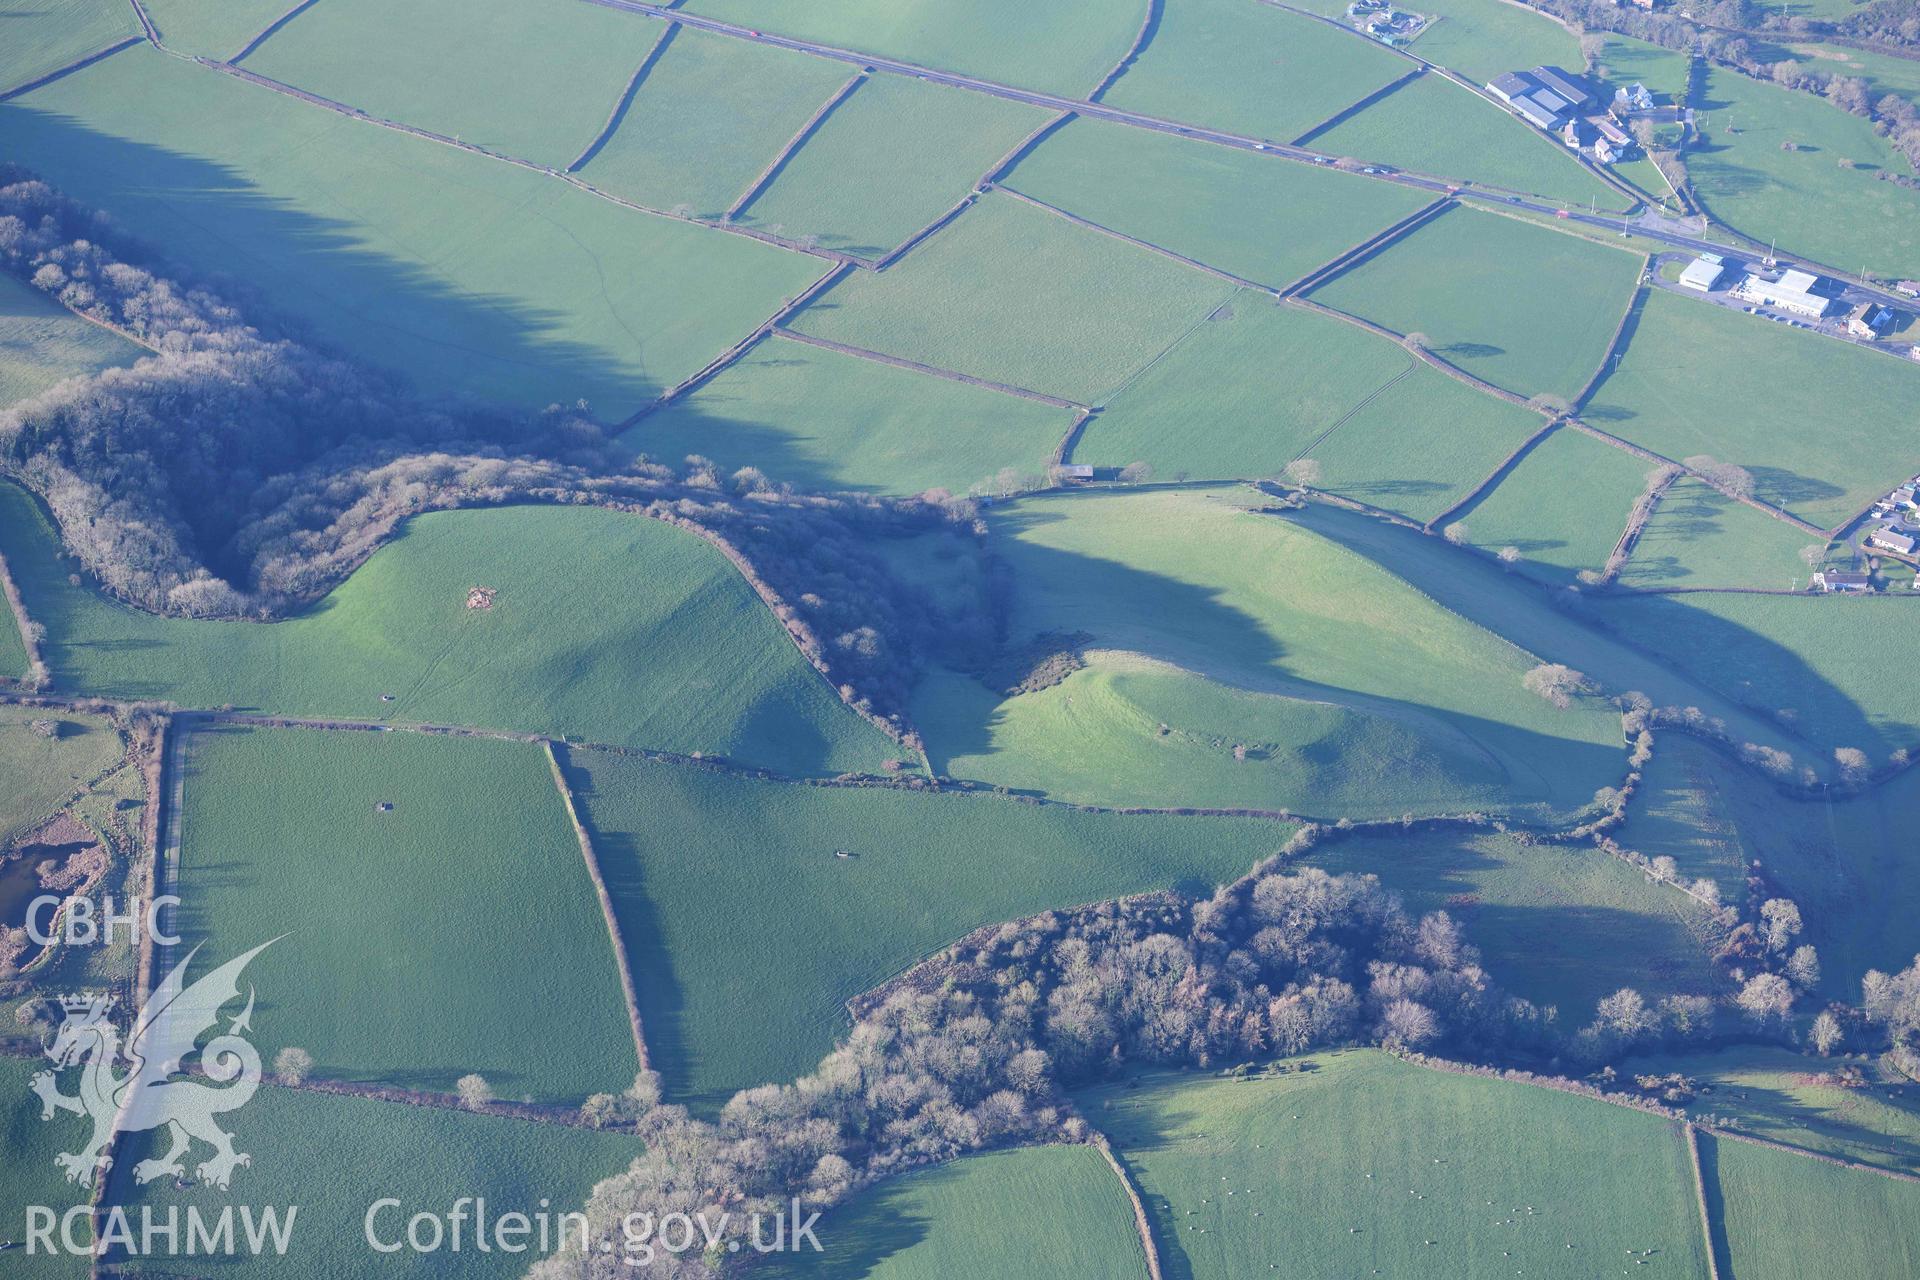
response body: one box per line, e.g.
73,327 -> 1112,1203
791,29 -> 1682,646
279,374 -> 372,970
1572,270 -> 1651,412
1685,1123 -> 1728,1280
226,0 -> 320,65
1423,416 -> 1563,533
771,325 -> 1089,409
1291,65 -> 1425,148
996,184 -> 1281,292
1290,296 -> 1534,406
874,111 -> 1074,270
1280,195 -> 1453,296
1561,418 -> 1828,537
1088,0 -> 1164,104
1091,1132 -> 1166,1280
0,549 -> 45,686
726,68 -> 868,220
567,18 -> 680,174
0,35 -> 145,103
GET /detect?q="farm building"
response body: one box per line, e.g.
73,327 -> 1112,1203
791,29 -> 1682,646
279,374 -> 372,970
1056,464 -> 1095,483
1736,269 -> 1832,318
1592,116 -> 1632,149
1847,302 -> 1896,337
1487,67 -> 1592,130
1614,83 -> 1655,113
1811,569 -> 1873,592
1678,254 -> 1727,292
1868,526 -> 1918,557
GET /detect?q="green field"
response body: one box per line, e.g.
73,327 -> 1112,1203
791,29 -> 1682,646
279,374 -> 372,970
1591,589 -> 1920,764
1408,0 -> 1583,85
791,191 -> 1234,403
1704,1131 -> 1920,1280
1312,205 -> 1642,400
681,0 -> 1143,97
766,1144 -> 1146,1279
141,0 -> 290,59
103,1086 -> 641,1277
0,1055 -> 91,1278
0,45 -> 822,414
621,333 -> 1070,495
174,725 -> 638,1101
1303,827 -> 1714,1019
1688,65 -> 1920,279
739,74 -> 1052,258
566,747 -> 1288,1103
0,0 -> 136,97
1081,297 -> 1543,520
0,273 -> 145,409
578,26 -> 850,218
1617,478 -> 1826,591
0,706 -> 122,847
240,0 -> 662,169
0,487 -> 896,774
1627,1045 -> 1920,1174
1587,289 -> 1920,529
1311,72 -> 1630,209
1784,41 -> 1920,112
1618,734 -> 1749,899
1087,1052 -> 1711,1280
1597,35 -> 1692,102
1102,0 -> 1409,143
913,489 -> 1625,819
1004,117 -> 1436,289
1455,426 -> 1647,585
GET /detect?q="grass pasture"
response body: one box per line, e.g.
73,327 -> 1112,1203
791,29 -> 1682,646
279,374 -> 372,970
621,332 -> 1070,494
566,748 -> 1288,1103
0,272 -> 145,409
1302,826 -> 1715,1018
102,1086 -> 641,1278
1311,205 -> 1643,401
1704,1131 -> 1920,1280
1087,1052 -> 1710,1280
914,489 -> 1625,819
0,487 -> 897,775
680,0 -> 1143,97
1587,288 -> 1920,529
578,26 -> 851,218
140,0 -> 290,59
0,706 -> 123,848
1688,65 -> 1920,279
1080,297 -> 1543,521
240,0 -> 664,169
1,45 -> 821,415
791,191 -> 1234,403
739,74 -> 1053,258
1102,0 -> 1410,143
0,1055 -> 91,1278
1616,478 -> 1826,591
0,0 -> 136,97
1004,117 -> 1436,289
173,725 -> 640,1102
1311,71 -> 1628,208
1783,42 -> 1920,113
764,1144 -> 1146,1280
1618,734 -> 1749,900
1454,425 -> 1649,585
1406,0 -> 1583,84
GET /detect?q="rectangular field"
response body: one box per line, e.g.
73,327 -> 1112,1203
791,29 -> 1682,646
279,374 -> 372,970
239,0 -> 665,169
0,272 -> 146,408
1310,204 -> 1643,400
791,191 -> 1235,403
1,45 -> 822,415
1616,478 -> 1827,591
173,724 -> 640,1102
1704,1132 -> 1920,1280
1310,72 -> 1630,210
566,747 -> 1286,1104
0,487 -> 899,775
1101,0 -> 1411,143
621,332 -> 1071,494
140,0 -> 291,58
1406,0 -> 1582,84
0,0 -> 137,97
681,0 -> 1144,97
1004,117 -> 1436,289
577,25 -> 852,218
1454,425 -> 1650,585
1587,288 -> 1920,529
1087,1052 -> 1711,1280
739,73 -> 1054,259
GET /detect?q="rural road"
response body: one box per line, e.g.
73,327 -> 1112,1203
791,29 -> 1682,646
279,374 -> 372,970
580,0 -> 1913,305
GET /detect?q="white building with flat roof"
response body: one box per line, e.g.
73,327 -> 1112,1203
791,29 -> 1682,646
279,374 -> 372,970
1737,269 -> 1832,318
1679,254 -> 1726,292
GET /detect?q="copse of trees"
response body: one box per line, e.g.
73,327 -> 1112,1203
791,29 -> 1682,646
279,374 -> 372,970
530,864 -> 1555,1277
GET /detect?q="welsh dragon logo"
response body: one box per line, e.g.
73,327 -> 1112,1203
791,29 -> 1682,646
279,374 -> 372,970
30,941 -> 275,1190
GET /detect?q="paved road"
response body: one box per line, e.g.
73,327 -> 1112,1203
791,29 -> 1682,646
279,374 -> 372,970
581,0 -> 1913,305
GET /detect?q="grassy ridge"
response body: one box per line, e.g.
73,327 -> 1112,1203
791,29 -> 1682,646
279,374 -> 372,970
1588,288 -> 1920,529
764,1144 -> 1147,1279
741,75 -> 1053,258
103,1086 -> 641,1277
1311,205 -> 1644,401
914,489 -> 1624,818
0,272 -> 144,410
174,724 -> 640,1102
1,45 -> 821,414
792,191 -> 1234,403
0,488 -> 896,774
567,748 -> 1290,1104
622,334 -> 1070,495
1102,0 -> 1410,143
242,0 -> 663,169
1087,1051 -> 1710,1280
